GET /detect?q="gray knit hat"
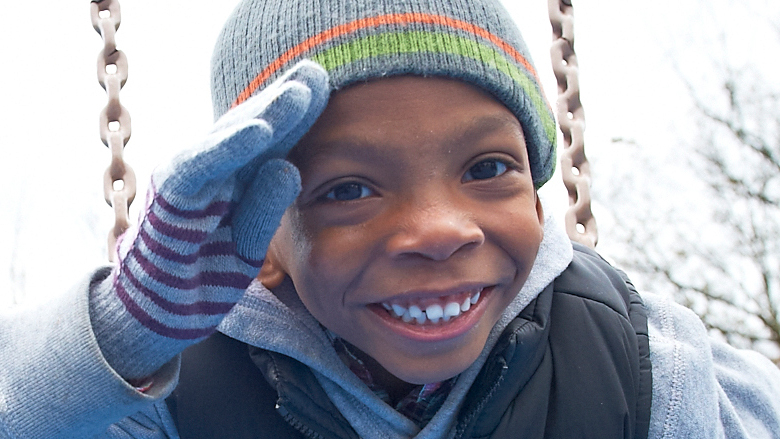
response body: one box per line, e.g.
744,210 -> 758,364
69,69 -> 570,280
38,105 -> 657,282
211,0 -> 557,187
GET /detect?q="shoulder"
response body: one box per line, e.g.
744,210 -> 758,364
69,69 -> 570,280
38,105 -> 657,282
554,243 -> 642,319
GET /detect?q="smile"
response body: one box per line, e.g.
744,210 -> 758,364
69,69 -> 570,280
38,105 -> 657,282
380,288 -> 483,325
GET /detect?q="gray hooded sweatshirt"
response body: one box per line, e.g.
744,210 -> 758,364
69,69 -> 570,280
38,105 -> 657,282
1,213 -> 779,439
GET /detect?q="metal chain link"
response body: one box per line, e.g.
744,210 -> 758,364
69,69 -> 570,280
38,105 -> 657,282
91,0 -> 136,262
548,0 -> 598,249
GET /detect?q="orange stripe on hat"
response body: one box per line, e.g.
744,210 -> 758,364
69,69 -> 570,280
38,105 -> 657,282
231,12 -> 539,108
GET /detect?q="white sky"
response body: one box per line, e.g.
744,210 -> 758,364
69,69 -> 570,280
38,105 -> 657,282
0,0 -> 774,305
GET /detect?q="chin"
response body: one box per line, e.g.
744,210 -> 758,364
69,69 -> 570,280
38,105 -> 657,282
384,353 -> 477,385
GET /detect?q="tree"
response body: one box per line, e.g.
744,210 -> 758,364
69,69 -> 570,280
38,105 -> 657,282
595,2 -> 780,363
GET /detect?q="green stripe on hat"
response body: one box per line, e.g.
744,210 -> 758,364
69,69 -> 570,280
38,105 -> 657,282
310,30 -> 556,145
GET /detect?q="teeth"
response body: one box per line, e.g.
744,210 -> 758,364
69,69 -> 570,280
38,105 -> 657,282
425,304 -> 443,323
408,305 -> 425,324
381,288 -> 485,325
443,302 -> 461,321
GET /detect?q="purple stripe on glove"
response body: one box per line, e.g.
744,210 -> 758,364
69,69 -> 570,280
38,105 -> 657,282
90,61 -> 330,380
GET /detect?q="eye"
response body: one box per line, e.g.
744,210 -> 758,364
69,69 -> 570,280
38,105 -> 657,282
324,182 -> 373,201
463,159 -> 509,182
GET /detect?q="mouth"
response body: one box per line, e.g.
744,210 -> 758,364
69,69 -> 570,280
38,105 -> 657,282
379,288 -> 483,325
367,285 -> 494,342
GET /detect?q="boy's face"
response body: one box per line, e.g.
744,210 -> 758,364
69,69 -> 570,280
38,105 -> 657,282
264,75 -> 544,384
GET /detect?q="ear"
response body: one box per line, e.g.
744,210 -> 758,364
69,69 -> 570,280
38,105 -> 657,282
535,190 -> 544,226
257,241 -> 287,289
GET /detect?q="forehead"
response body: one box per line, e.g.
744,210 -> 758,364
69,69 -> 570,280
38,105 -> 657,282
291,75 -> 525,164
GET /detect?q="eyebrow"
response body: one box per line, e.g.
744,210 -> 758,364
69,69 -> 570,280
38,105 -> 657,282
296,112 -> 524,166
454,113 -> 525,146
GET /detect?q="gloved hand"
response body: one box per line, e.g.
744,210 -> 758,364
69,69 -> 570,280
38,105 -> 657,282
90,61 -> 330,381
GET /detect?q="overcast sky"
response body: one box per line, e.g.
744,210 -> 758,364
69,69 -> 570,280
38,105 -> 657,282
1,0 -> 775,305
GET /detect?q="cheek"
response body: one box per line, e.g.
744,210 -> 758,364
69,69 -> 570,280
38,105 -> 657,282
296,202 -> 388,270
278,210 -> 372,310
293,228 -> 366,284
488,198 -> 543,271
272,210 -> 321,293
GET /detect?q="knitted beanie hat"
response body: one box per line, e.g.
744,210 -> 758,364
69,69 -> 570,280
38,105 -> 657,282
211,0 -> 557,187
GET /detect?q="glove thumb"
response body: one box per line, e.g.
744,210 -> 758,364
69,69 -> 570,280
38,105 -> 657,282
232,159 -> 301,261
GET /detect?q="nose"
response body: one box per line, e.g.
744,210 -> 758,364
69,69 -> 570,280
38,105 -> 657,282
385,198 -> 485,261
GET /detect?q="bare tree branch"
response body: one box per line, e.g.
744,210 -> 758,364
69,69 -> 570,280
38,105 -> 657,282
601,69 -> 780,362
696,102 -> 780,173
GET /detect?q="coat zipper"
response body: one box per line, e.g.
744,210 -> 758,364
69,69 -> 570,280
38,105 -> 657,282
452,364 -> 508,439
276,404 -> 326,439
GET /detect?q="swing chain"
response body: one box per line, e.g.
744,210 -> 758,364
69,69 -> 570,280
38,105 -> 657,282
91,0 -> 136,262
548,0 -> 598,249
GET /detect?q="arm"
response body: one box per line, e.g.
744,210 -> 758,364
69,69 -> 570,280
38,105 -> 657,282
0,61 -> 329,439
643,292 -> 780,439
711,335 -> 780,438
0,268 -> 179,439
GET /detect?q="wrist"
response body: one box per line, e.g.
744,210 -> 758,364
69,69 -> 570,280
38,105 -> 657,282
89,269 -> 209,380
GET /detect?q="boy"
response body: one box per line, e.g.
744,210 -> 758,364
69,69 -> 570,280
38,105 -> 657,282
1,0 -> 779,438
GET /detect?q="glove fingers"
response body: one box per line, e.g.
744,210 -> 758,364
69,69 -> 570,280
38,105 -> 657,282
212,60 -> 328,131
163,120 -> 270,196
232,159 -> 301,261
165,82 -> 313,196
255,80 -> 314,155
269,61 -> 331,156
283,60 -> 330,109
213,60 -> 330,157
233,66 -> 330,185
